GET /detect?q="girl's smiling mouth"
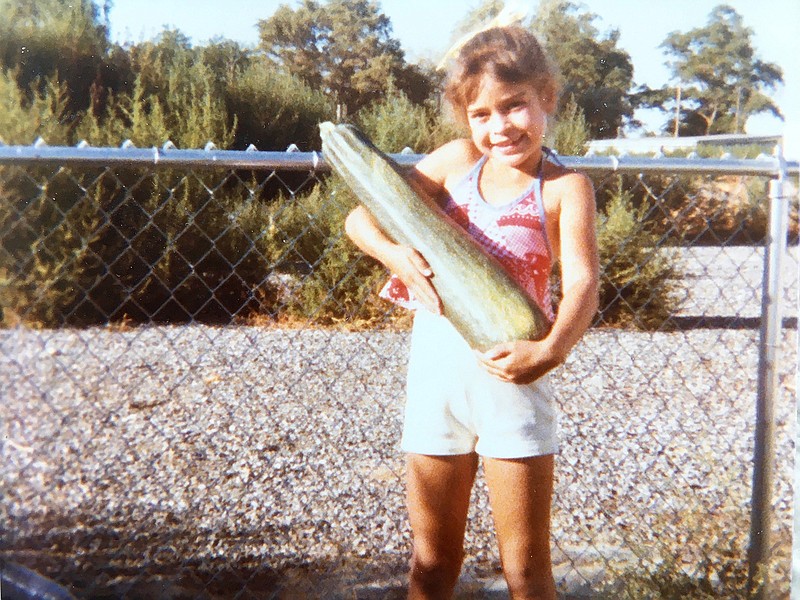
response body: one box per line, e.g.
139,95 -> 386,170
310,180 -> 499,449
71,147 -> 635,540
491,135 -> 528,152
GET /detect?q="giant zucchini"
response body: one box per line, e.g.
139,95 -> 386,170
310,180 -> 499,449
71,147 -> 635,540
320,122 -> 549,351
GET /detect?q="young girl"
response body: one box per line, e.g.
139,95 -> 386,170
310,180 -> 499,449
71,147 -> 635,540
345,26 -> 598,600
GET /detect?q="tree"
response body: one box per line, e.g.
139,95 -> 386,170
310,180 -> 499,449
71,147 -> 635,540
656,4 -> 783,136
257,0 -> 410,112
533,0 -> 634,139
0,0 -> 110,115
78,28 -> 236,148
200,38 -> 253,85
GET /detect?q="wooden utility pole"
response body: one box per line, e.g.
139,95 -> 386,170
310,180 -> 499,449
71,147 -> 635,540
734,87 -> 742,133
673,85 -> 682,137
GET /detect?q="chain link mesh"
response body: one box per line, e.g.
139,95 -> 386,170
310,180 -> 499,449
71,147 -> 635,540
1,149 -> 797,598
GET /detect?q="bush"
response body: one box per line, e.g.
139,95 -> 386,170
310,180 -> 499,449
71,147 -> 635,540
0,163 -> 315,326
596,179 -> 680,329
226,60 -> 334,151
0,71 -> 74,145
0,166 -> 107,326
79,64 -> 235,149
547,95 -> 590,156
659,175 -> 770,245
1,164 -> 686,330
356,88 -> 462,154
281,232 -> 391,327
266,177 -> 392,327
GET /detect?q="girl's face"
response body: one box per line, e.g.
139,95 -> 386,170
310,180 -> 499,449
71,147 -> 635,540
465,74 -> 549,172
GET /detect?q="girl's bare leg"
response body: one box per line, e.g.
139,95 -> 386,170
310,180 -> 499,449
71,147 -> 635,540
406,452 -> 479,599
483,454 -> 556,600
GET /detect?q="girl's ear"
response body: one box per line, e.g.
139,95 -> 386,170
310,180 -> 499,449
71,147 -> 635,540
540,82 -> 559,115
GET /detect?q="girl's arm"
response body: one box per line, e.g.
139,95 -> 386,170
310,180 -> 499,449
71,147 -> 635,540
344,203 -> 442,314
344,139 -> 478,315
478,172 -> 599,384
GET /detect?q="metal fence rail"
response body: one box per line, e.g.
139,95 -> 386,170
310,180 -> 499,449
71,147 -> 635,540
1,143 -> 797,598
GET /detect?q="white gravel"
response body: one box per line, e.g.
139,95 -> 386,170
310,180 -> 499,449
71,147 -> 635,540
0,246 -> 797,598
666,246 -> 798,319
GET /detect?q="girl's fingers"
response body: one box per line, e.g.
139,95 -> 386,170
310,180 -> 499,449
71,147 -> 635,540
408,249 -> 433,277
403,268 -> 439,315
406,250 -> 441,313
386,246 -> 442,314
415,281 -> 441,314
476,353 -> 507,376
480,343 -> 512,361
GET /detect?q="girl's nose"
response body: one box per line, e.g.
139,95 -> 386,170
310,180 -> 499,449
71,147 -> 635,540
488,112 -> 510,135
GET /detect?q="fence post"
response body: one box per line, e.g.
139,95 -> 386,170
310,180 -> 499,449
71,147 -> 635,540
748,149 -> 790,597
793,318 -> 800,599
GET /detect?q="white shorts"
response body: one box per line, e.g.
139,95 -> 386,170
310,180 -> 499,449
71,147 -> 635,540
401,310 -> 559,459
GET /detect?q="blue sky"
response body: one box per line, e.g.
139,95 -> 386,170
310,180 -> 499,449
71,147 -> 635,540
101,0 -> 799,158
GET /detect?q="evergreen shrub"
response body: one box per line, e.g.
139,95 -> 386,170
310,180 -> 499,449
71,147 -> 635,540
596,180 -> 680,329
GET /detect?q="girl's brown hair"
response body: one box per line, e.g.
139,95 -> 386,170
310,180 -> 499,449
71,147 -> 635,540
443,26 -> 560,124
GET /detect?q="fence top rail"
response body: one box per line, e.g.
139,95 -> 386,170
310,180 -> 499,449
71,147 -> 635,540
0,143 -> 797,177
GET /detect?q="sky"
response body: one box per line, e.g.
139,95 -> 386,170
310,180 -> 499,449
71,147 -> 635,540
101,0 -> 800,159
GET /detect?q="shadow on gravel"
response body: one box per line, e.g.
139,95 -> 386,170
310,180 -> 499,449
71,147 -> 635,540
0,553 -> 413,599
668,315 -> 797,329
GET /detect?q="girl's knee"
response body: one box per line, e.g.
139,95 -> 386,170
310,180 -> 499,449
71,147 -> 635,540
503,564 -> 555,600
409,545 -> 463,584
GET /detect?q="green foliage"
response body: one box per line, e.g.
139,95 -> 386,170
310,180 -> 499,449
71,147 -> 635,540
226,59 -> 334,151
0,18 -> 238,150
79,30 -> 236,149
283,232 -> 390,326
199,38 -> 252,85
356,88 -> 463,154
546,95 -> 589,155
127,29 -> 195,101
0,0 -> 109,115
533,0 -> 635,139
257,0 -> 410,112
0,165 -> 112,326
1,165 -> 295,326
0,70 -> 73,145
596,180 -> 679,328
654,5 -> 783,136
111,172 -> 271,322
261,177 -> 391,326
263,179 -> 353,271
80,72 -> 235,149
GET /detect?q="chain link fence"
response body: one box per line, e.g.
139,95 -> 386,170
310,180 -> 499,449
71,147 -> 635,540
1,142 -> 797,598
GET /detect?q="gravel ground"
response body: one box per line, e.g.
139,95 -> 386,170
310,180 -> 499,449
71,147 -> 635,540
1,247 -> 797,598
667,246 -> 798,319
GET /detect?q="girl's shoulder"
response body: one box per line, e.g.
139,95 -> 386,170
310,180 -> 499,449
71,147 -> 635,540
415,139 -> 482,188
542,159 -> 594,197
540,160 -> 595,220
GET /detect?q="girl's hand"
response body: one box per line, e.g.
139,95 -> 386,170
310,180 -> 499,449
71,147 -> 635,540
385,245 -> 443,315
344,206 -> 442,314
477,340 -> 563,385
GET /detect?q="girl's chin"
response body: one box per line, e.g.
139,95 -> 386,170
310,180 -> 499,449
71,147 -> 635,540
489,148 -> 539,169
